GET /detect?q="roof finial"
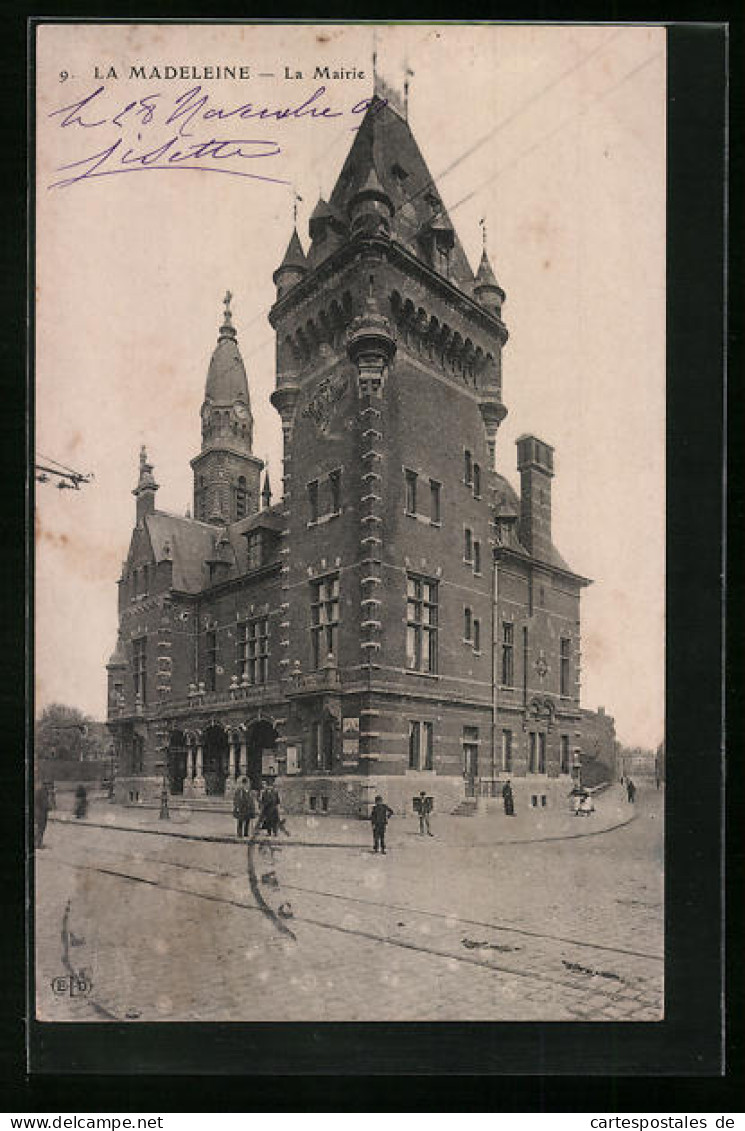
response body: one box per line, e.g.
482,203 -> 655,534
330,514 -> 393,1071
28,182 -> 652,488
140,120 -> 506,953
372,27 -> 378,87
480,216 -> 488,254
404,62 -> 414,120
139,444 -> 148,472
218,290 -> 237,341
292,187 -> 303,226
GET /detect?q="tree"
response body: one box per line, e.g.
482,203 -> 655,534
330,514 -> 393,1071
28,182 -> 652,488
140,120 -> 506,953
34,703 -> 98,762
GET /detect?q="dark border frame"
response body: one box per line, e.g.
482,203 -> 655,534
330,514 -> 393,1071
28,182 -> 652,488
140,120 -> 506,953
3,10 -> 738,1108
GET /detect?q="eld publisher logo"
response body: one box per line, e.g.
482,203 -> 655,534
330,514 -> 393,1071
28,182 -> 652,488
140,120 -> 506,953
51,973 -> 92,997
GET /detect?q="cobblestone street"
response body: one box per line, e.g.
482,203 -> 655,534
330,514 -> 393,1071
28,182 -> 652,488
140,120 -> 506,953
34,784 -> 663,1022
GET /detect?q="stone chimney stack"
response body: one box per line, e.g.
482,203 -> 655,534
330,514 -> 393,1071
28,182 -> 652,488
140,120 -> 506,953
516,434 -> 554,563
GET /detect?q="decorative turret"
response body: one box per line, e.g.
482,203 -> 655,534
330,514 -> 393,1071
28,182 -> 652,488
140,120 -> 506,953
347,164 -> 394,238
261,468 -> 272,509
273,228 -> 308,300
474,246 -> 505,316
346,283 -> 397,398
191,293 -> 264,524
132,445 -> 158,524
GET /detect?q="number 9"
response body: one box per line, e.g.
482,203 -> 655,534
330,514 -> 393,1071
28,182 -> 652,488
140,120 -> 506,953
59,70 -> 69,82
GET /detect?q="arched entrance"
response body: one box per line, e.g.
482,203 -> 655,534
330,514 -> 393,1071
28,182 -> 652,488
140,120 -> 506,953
246,719 -> 278,790
202,725 -> 229,796
167,730 -> 187,794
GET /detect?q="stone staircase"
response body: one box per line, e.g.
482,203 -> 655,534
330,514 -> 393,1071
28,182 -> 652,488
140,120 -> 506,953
451,798 -> 479,817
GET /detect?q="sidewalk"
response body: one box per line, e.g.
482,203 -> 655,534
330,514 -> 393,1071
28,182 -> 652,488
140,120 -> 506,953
50,783 -> 635,849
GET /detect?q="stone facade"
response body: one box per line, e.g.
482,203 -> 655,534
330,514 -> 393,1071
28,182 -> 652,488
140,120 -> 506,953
107,92 -> 610,816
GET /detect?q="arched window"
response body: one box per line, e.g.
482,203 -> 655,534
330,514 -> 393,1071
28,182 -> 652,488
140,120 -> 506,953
236,475 -> 247,520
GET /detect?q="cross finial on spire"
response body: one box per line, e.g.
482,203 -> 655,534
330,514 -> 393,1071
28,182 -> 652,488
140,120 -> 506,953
223,290 -> 233,323
479,216 -> 488,253
139,444 -> 148,471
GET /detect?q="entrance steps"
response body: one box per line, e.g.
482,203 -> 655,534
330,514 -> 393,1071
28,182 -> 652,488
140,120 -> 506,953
451,798 -> 479,817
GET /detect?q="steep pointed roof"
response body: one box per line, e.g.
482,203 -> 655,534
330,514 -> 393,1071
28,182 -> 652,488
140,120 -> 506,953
276,227 -> 307,274
205,293 -> 250,407
475,248 -> 500,289
323,99 -> 474,287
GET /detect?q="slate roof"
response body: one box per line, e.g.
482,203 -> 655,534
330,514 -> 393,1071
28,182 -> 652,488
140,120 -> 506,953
317,99 -> 475,287
205,324 -> 250,407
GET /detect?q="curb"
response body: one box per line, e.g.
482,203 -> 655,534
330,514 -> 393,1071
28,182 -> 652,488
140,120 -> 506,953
49,810 -> 635,849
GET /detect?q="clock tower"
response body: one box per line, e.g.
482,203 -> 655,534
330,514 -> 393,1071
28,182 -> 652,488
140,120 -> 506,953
191,292 -> 264,524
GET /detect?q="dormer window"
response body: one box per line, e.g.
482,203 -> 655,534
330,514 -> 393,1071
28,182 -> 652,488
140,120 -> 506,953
391,163 -> 409,186
247,530 -> 262,570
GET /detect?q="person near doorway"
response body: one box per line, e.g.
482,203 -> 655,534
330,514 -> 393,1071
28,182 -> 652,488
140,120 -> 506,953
259,779 -> 281,836
502,779 -> 515,816
233,776 -> 255,838
370,795 -> 394,854
414,791 -> 434,836
74,785 -> 88,819
626,778 -> 636,804
34,779 -> 51,848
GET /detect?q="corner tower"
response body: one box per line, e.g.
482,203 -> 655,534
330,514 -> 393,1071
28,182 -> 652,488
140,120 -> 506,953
191,293 -> 264,524
268,93 -> 510,809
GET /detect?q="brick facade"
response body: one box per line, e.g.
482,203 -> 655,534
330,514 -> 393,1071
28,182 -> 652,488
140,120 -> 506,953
107,94 -> 611,815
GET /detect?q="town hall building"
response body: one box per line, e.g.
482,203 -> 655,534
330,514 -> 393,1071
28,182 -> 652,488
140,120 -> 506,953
107,86 -> 611,816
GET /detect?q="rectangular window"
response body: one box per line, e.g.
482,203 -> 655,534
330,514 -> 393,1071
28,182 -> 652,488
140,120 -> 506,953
205,630 -> 217,692
310,722 -> 322,771
560,735 -> 570,775
408,720 -> 420,770
247,617 -> 269,685
529,731 -> 537,773
473,540 -> 481,574
133,637 -> 147,705
473,463 -> 481,499
430,479 -> 441,524
406,575 -> 438,674
464,607 -> 472,641
538,732 -> 546,774
329,469 -> 342,515
308,480 -> 319,523
311,575 -> 340,670
246,531 -> 262,570
473,618 -> 481,653
405,469 -> 418,515
409,720 -> 434,770
464,449 -> 473,486
464,527 -> 473,562
236,621 -> 248,680
560,637 -> 571,696
501,622 -> 514,686
501,729 -> 513,772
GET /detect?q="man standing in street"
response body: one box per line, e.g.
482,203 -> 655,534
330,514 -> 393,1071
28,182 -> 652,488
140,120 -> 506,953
502,779 -> 515,816
626,778 -> 636,804
415,791 -> 434,836
370,794 -> 394,854
232,776 -> 254,838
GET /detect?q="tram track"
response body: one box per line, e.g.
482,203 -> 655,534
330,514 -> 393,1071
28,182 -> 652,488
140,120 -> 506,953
50,840 -> 663,1014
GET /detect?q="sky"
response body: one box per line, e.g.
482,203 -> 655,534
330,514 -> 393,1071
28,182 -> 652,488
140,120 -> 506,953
35,23 -> 666,748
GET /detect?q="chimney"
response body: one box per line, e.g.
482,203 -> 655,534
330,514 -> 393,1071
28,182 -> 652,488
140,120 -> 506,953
516,434 -> 554,562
